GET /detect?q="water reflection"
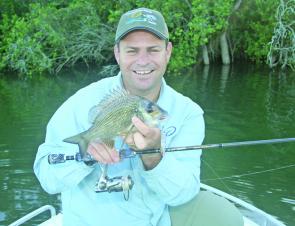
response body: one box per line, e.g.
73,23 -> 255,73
265,71 -> 295,137
0,68 -> 101,225
219,65 -> 230,93
0,64 -> 294,225
167,64 -> 295,225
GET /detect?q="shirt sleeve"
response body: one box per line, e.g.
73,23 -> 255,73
33,95 -> 95,194
139,106 -> 205,206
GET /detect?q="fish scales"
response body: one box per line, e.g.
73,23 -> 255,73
88,96 -> 139,143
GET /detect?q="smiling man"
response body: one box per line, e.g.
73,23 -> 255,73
34,8 -> 217,226
114,8 -> 171,100
115,30 -> 171,100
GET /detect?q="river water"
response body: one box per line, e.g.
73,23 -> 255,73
0,64 -> 294,225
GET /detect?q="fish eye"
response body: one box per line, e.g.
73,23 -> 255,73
146,102 -> 154,113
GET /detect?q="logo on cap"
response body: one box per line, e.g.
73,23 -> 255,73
127,10 -> 157,25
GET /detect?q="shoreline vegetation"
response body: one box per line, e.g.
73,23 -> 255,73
0,0 -> 294,79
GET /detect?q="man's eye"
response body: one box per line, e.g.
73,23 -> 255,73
126,50 -> 136,54
150,49 -> 160,52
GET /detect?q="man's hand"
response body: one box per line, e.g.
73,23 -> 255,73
87,142 -> 120,164
125,116 -> 162,170
86,116 -> 162,168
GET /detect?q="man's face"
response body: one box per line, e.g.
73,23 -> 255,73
114,30 -> 172,99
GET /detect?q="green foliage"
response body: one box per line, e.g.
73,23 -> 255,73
229,0 -> 279,62
0,13 -> 52,77
1,0 -> 293,78
50,1 -> 115,72
267,0 -> 295,69
1,0 -> 236,78
0,1 -> 114,78
187,0 -> 234,64
0,1 -> 31,17
105,0 -> 235,71
0,3 -> 60,77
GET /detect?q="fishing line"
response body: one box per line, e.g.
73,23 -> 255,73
202,163 -> 295,182
201,158 -> 236,195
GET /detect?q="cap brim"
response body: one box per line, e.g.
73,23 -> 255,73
116,27 -> 167,43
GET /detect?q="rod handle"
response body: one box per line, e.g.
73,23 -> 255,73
48,154 -> 66,164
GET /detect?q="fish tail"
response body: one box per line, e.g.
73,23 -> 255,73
63,133 -> 89,157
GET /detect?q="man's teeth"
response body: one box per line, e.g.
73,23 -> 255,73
135,70 -> 152,75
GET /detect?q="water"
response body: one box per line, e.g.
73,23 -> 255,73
0,64 -> 294,225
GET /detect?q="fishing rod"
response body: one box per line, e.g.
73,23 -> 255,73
48,137 -> 295,196
48,137 -> 295,165
128,137 -> 295,155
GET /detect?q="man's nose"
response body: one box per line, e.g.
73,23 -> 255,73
136,51 -> 150,65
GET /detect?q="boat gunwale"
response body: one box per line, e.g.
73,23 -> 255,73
200,183 -> 286,226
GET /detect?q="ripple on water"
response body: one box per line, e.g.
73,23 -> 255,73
0,158 -> 11,167
281,198 -> 295,205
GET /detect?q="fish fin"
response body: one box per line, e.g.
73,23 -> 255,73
88,88 -> 130,124
63,133 -> 89,158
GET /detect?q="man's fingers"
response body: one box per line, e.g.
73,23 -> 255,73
131,116 -> 161,150
132,116 -> 151,137
133,132 -> 147,149
125,134 -> 134,145
88,142 -> 119,164
88,143 -> 109,164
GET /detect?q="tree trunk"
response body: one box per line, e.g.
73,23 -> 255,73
220,32 -> 230,65
225,0 -> 242,63
233,0 -> 243,11
202,45 -> 210,65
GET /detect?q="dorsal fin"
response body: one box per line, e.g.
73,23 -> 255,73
88,88 -> 130,124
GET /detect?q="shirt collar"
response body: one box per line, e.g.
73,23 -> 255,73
109,71 -> 124,90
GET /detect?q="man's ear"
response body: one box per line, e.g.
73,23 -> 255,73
114,44 -> 120,64
166,42 -> 173,63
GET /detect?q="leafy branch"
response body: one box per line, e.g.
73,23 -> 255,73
267,0 -> 295,69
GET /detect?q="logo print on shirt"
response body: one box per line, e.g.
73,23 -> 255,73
163,126 -> 176,137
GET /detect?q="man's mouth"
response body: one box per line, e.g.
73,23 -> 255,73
133,70 -> 154,75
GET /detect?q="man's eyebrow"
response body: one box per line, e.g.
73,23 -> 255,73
123,46 -> 139,50
124,45 -> 163,49
148,45 -> 162,49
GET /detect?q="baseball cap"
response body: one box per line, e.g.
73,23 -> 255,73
115,8 -> 169,43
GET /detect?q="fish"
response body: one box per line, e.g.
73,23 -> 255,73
63,89 -> 167,157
